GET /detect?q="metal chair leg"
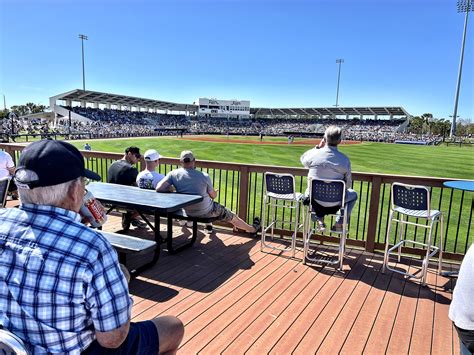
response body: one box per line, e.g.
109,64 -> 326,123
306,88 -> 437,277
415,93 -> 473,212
383,211 -> 395,274
438,214 -> 444,274
260,196 -> 268,252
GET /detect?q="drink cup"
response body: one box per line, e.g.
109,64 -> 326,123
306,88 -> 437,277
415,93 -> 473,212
80,190 -> 107,228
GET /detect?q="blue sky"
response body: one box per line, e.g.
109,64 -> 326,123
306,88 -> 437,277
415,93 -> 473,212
0,0 -> 473,119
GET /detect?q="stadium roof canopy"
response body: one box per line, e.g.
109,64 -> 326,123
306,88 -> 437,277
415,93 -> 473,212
51,89 -> 198,113
250,106 -> 410,117
51,89 -> 410,118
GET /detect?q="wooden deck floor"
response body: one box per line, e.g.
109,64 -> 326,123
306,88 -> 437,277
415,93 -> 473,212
97,213 -> 459,355
5,200 -> 460,354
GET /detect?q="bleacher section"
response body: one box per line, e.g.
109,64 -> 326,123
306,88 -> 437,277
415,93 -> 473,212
2,106 -> 445,145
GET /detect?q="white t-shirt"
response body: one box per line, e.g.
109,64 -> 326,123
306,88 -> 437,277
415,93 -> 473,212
0,151 -> 14,179
449,243 -> 474,330
136,170 -> 165,190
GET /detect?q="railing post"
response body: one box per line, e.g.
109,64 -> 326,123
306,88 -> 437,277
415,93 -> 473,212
238,166 -> 249,221
366,176 -> 382,253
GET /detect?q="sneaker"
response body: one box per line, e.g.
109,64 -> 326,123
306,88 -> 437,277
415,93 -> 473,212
316,219 -> 326,232
178,220 -> 187,227
131,219 -> 147,229
121,212 -> 132,231
251,217 -> 261,236
205,223 -> 213,234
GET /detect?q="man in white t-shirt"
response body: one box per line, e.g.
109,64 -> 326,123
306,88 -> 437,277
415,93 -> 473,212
449,243 -> 474,354
0,150 -> 16,197
0,150 -> 15,179
136,149 -> 165,190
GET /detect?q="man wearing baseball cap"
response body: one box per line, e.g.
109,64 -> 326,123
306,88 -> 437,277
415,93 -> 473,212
156,150 -> 260,235
0,140 -> 184,354
136,149 -> 165,190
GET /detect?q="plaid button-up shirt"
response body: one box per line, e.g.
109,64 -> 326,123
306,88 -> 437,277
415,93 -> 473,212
0,204 -> 132,354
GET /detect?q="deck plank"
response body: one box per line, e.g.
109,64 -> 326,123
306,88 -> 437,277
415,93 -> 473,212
293,252 -> 376,353
409,263 -> 438,354
314,252 -> 385,354
268,250 -> 366,354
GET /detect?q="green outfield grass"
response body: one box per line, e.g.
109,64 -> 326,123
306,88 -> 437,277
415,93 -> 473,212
70,135 -> 473,179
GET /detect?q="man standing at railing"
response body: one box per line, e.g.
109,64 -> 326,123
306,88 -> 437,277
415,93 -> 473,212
300,125 -> 358,232
156,150 -> 261,235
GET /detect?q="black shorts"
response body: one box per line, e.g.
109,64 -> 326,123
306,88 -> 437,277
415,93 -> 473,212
455,324 -> 474,353
83,321 -> 158,355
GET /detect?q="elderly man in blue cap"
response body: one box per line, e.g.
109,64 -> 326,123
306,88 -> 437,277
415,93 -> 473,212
0,140 -> 184,354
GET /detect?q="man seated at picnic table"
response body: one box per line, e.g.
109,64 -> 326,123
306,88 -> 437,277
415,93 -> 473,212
0,140 -> 184,354
156,150 -> 261,235
107,146 -> 147,229
449,243 -> 474,354
300,125 -> 358,232
137,149 -> 165,190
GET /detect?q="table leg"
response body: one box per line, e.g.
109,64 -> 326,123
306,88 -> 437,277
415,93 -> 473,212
165,213 -> 198,254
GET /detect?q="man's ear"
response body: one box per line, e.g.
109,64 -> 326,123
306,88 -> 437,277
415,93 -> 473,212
68,180 -> 83,212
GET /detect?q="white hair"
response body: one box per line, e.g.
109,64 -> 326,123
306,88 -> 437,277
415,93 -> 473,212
17,169 -> 81,206
324,125 -> 342,146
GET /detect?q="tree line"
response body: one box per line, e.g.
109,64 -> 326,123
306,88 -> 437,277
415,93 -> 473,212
407,113 -> 473,136
0,102 -> 47,119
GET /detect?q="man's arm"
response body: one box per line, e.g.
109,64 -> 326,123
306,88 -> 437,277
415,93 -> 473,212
208,188 -> 218,199
345,161 -> 353,188
95,322 -> 130,349
204,173 -> 217,199
156,179 -> 173,192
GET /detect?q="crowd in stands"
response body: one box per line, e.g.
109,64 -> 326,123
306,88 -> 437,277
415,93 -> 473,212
0,107 -> 451,145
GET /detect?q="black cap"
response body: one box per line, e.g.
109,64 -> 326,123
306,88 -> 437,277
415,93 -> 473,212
14,140 -> 101,189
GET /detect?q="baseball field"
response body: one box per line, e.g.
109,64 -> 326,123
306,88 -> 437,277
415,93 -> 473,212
70,135 -> 473,179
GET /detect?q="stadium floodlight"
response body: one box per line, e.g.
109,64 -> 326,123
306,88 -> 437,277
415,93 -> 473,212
78,34 -> 88,91
8,112 -> 18,135
451,0 -> 472,137
334,59 -> 344,108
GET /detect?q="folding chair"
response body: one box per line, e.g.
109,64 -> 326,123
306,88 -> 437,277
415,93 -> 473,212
303,178 -> 348,270
0,329 -> 28,355
0,177 -> 11,208
382,182 -> 444,286
261,172 -> 305,258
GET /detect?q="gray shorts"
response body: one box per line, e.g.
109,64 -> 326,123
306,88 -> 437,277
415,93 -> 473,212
198,201 -> 235,222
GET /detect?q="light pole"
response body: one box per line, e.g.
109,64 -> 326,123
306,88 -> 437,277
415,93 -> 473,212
78,34 -> 88,91
335,59 -> 344,107
451,0 -> 472,137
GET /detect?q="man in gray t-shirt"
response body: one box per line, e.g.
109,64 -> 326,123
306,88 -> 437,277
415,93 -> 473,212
300,126 -> 358,232
156,150 -> 260,234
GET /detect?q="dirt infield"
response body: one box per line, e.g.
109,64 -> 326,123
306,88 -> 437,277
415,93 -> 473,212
182,136 -> 362,145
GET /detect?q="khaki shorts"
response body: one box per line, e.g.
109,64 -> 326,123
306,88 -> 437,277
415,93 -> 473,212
199,201 -> 235,222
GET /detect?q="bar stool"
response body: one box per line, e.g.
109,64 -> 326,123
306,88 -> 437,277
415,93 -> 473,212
303,178 -> 348,270
261,172 -> 305,258
382,182 -> 444,285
